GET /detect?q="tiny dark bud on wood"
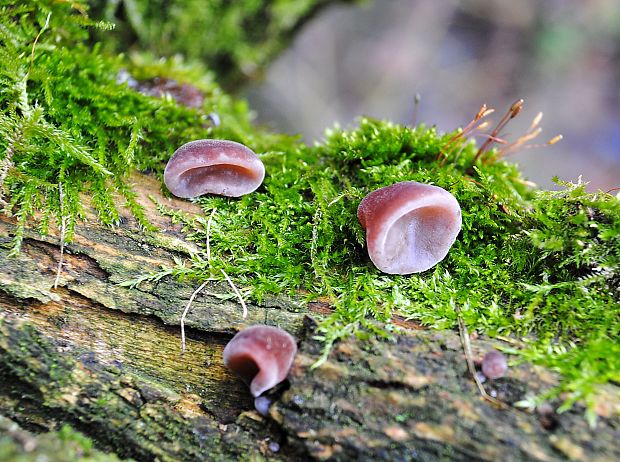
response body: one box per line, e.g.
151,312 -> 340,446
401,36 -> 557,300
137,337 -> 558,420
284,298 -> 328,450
482,350 -> 508,379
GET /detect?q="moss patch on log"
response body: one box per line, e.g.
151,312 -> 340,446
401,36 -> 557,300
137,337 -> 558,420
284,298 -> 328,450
0,415 -> 125,462
136,119 -> 618,420
0,0 -> 297,254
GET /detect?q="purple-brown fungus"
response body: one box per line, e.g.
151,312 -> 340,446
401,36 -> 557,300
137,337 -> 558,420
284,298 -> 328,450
357,181 -> 462,274
254,395 -> 272,416
482,350 -> 508,379
164,139 -> 265,198
223,325 -> 297,397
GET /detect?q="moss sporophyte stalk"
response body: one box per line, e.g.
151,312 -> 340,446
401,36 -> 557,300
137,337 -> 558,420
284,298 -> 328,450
1,1 -> 618,422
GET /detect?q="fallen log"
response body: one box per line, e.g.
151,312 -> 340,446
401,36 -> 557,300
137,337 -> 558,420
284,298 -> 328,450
0,175 -> 618,461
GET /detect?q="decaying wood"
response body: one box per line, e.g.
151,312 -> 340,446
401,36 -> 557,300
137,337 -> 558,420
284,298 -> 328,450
0,174 -> 308,461
275,318 -> 620,461
0,173 -> 618,461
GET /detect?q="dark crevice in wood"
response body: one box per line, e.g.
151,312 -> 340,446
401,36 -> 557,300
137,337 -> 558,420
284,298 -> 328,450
22,238 -> 111,281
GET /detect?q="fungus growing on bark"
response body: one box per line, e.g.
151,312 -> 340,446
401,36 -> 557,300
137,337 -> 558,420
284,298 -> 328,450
482,350 -> 508,379
357,181 -> 462,274
223,325 -> 297,397
164,139 -> 265,198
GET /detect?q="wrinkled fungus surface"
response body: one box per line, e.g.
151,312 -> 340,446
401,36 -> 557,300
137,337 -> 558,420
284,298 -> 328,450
164,139 -> 265,198
357,181 -> 462,274
223,325 -> 297,397
482,350 -> 508,379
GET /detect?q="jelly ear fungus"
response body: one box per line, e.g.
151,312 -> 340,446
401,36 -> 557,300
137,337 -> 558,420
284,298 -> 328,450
223,325 -> 297,398
164,139 -> 265,198
357,181 -> 462,274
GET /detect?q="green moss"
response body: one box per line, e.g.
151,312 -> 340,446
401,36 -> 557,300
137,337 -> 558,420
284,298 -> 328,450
0,0 -> 291,254
1,0 -> 618,422
0,420 -> 125,461
144,118 -> 618,420
88,0 -> 359,88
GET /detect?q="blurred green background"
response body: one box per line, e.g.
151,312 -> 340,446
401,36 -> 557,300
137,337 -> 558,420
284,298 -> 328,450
243,0 -> 620,191
93,0 -> 620,191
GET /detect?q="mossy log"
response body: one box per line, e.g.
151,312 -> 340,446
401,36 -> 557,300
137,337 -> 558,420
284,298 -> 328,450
0,176 -> 618,461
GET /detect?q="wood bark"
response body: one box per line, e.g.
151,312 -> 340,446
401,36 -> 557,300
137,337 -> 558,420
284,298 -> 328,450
0,174 -> 618,461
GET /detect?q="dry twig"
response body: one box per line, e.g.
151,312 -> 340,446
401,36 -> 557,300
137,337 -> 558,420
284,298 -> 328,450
221,269 -> 248,319
455,304 -> 508,409
28,12 -> 51,77
180,207 -> 216,354
179,207 -> 248,354
180,280 -> 209,355
205,207 -> 217,262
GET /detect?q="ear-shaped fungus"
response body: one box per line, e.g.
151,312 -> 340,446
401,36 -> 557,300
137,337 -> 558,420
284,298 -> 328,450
357,181 -> 462,274
223,325 -> 297,397
164,139 -> 265,198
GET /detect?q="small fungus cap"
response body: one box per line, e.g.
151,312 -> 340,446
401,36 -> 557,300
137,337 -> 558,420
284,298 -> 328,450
357,181 -> 462,274
223,325 -> 297,397
163,139 -> 265,198
482,350 -> 508,380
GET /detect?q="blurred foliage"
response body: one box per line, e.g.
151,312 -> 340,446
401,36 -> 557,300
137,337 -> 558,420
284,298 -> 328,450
88,0 -> 358,88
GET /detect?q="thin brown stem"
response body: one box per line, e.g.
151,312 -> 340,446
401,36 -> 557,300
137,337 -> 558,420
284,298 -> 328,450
205,207 -> 217,262
438,104 -> 494,164
498,133 -> 563,159
28,12 -> 51,77
180,207 -> 218,354
455,305 -> 508,409
221,269 -> 248,319
474,98 -> 523,164
443,133 -> 509,167
412,92 -> 421,127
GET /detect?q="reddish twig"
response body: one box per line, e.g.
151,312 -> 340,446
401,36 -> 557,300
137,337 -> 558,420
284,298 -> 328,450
437,104 -> 494,163
473,98 -> 524,164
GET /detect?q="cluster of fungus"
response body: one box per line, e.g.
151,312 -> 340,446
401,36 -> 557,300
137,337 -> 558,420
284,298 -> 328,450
164,139 -> 463,275
164,141 -> 299,404
163,137 -> 468,400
